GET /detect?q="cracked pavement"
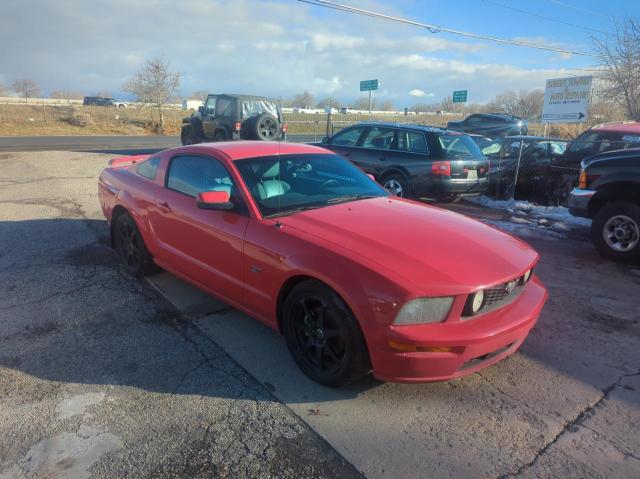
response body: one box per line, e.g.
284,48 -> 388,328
0,150 -> 639,478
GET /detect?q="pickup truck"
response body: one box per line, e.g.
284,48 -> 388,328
569,148 -> 640,263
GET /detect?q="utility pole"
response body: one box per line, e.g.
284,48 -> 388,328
368,90 -> 372,114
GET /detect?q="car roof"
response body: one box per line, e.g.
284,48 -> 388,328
479,113 -> 522,121
591,121 -> 640,133
184,141 -> 331,161
215,93 -> 278,102
501,135 -> 567,141
353,122 -> 460,134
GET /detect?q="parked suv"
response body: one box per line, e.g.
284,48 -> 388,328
318,123 -> 489,200
545,121 -> 640,205
569,148 -> 640,263
447,113 -> 528,137
83,96 -> 126,108
181,94 -> 286,145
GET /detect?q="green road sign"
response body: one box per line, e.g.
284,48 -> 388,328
453,90 -> 468,103
360,79 -> 379,92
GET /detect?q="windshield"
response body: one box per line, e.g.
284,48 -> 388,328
438,134 -> 483,158
242,100 -> 280,120
235,153 -> 388,218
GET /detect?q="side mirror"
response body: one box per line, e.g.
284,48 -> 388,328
196,191 -> 234,211
321,136 -> 329,145
198,106 -> 205,115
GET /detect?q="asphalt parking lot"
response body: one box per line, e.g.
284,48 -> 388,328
1,150 -> 639,478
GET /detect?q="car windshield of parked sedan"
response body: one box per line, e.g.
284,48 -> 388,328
235,153 -> 388,217
438,134 -> 483,158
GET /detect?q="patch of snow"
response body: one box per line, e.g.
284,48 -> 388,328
484,219 -> 566,241
467,195 -> 591,228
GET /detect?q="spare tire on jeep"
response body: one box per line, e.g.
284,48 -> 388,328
248,113 -> 280,141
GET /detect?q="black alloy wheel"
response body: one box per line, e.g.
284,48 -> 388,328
254,113 -> 279,141
283,280 -> 370,387
114,213 -> 157,277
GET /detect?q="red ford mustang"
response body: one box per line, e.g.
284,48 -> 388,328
98,141 -> 547,386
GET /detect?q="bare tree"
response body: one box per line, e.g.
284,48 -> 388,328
486,89 -> 543,119
592,17 -> 640,121
12,79 -> 41,101
190,90 -> 209,101
438,95 -> 454,112
291,91 -> 315,109
353,96 -> 378,110
123,57 -> 181,127
316,96 -> 341,109
379,100 -> 396,111
50,90 -> 84,100
411,102 -> 434,113
0,82 -> 7,97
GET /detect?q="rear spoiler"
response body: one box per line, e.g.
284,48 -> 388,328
108,154 -> 151,168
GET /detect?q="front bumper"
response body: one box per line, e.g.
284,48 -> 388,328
371,277 -> 547,383
568,187 -> 595,218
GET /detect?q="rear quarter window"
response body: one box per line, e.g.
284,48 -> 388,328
136,157 -> 160,180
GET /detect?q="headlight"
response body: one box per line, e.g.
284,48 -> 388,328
393,297 -> 454,325
463,290 -> 485,316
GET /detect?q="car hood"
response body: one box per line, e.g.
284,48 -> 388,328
279,197 -> 538,295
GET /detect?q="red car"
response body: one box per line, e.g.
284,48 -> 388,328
99,141 -> 547,386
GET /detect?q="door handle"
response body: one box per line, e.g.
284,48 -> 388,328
379,157 -> 386,161
158,201 -> 172,212
344,152 -> 351,157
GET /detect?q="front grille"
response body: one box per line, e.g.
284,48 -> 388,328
462,273 -> 530,319
484,281 -> 519,308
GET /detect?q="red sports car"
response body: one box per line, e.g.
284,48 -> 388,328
99,141 -> 547,386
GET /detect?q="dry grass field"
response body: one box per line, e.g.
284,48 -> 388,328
0,102 -> 601,139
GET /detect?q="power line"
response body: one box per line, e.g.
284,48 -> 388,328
544,0 -> 613,20
297,0 -> 594,56
480,0 -> 612,36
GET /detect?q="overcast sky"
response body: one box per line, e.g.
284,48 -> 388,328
1,0 -> 637,105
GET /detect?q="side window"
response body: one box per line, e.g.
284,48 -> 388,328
215,97 -> 236,117
331,127 -> 365,147
136,157 -> 160,180
167,155 -> 235,198
569,132 -> 600,155
361,127 -> 396,150
481,141 -> 502,155
466,116 -> 481,126
205,96 -> 217,115
397,131 -> 428,153
216,98 -> 234,116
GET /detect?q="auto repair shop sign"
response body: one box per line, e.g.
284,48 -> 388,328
541,76 -> 593,123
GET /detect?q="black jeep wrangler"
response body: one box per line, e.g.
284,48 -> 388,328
569,148 -> 640,263
181,94 -> 286,145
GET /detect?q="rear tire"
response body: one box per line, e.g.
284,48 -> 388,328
591,202 -> 640,264
282,280 -> 370,387
114,213 -> 158,277
382,173 -> 411,198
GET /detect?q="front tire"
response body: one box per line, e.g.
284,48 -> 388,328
181,125 -> 200,145
282,280 -> 370,387
114,213 -> 157,277
591,202 -> 640,263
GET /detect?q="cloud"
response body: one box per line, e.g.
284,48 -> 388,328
409,89 -> 434,97
0,0 -> 591,104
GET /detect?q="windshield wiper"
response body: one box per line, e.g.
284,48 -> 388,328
325,194 -> 379,205
266,205 -> 324,218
